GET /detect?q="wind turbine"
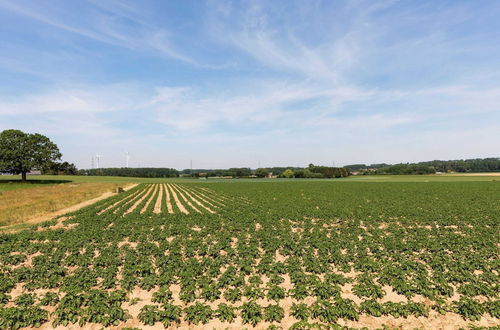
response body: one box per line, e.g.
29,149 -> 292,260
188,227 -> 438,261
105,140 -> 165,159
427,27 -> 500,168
125,152 -> 130,168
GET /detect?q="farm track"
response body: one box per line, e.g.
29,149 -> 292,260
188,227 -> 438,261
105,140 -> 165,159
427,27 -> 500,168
97,183 -> 228,216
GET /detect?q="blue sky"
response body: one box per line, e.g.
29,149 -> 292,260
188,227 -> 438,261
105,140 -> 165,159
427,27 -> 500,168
0,0 -> 499,169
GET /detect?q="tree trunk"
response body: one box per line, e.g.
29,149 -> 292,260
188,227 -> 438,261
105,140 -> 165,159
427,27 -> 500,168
21,171 -> 27,182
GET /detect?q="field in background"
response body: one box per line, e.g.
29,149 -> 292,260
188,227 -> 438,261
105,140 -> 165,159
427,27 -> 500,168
0,174 -> 203,185
0,179 -> 498,328
1,172 -> 499,187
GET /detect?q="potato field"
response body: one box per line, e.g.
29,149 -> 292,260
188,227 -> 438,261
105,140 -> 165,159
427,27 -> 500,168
0,181 -> 499,329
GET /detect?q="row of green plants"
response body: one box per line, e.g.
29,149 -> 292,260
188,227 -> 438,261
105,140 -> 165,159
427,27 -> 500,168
0,181 -> 498,328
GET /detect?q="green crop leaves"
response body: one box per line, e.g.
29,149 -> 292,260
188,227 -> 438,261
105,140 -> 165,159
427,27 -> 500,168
184,303 -> 213,325
241,301 -> 263,326
0,306 -> 48,329
0,181 -> 498,328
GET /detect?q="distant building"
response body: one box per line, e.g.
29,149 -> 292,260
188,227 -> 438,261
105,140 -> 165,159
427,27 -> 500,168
28,170 -> 41,175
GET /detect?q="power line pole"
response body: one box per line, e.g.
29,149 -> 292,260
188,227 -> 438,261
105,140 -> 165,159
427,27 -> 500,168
95,154 -> 103,169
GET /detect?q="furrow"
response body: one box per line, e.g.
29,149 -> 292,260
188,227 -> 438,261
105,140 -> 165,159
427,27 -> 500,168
192,187 -> 227,206
113,186 -> 151,214
163,184 -> 174,214
153,184 -> 163,214
173,184 -> 216,214
97,188 -> 143,215
170,184 -> 201,213
123,184 -> 155,215
180,185 -> 221,209
166,183 -> 189,214
140,184 -> 159,214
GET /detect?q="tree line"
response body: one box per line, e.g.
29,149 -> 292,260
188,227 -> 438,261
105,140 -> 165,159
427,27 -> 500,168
81,167 -> 179,178
79,165 -> 350,179
344,158 -> 500,175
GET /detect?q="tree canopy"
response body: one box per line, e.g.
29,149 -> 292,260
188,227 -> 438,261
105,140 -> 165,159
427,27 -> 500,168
0,129 -> 61,181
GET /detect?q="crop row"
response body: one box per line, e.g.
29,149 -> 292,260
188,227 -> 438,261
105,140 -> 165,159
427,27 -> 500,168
97,183 -> 230,216
0,181 -> 498,328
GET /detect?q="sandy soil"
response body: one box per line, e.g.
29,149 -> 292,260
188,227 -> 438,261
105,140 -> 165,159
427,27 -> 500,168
115,186 -> 149,214
173,184 -> 215,214
9,266 -> 499,329
123,184 -> 155,215
181,185 -> 221,209
192,187 -> 226,207
170,184 -> 201,213
163,184 -> 174,214
141,184 -> 159,214
166,183 -> 189,214
97,185 -> 141,215
153,183 -> 164,214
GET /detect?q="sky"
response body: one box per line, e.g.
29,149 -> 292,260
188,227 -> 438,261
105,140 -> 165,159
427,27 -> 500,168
0,0 -> 499,169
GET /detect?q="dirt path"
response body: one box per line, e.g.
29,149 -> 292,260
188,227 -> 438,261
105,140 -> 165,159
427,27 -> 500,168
173,184 -> 215,214
163,184 -> 174,214
166,183 -> 189,214
141,184 -> 159,214
124,185 -> 155,215
4,183 -> 138,232
153,184 -> 163,214
170,184 -> 201,213
444,172 -> 500,176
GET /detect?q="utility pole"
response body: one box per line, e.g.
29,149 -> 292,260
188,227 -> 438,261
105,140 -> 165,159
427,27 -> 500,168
95,154 -> 103,169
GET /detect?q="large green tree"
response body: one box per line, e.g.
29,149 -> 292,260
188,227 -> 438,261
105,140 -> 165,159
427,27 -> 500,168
0,129 -> 62,181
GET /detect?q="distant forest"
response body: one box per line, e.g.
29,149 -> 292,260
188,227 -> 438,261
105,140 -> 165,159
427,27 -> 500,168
82,167 -> 179,178
77,164 -> 349,179
42,158 -> 500,178
344,158 -> 500,175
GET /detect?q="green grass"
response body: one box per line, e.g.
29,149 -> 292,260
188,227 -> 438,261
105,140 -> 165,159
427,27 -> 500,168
0,175 -> 199,191
1,173 -> 497,192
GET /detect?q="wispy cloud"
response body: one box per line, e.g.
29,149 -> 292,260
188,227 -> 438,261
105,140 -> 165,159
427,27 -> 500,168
0,0 -> 499,167
0,0 -> 211,67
